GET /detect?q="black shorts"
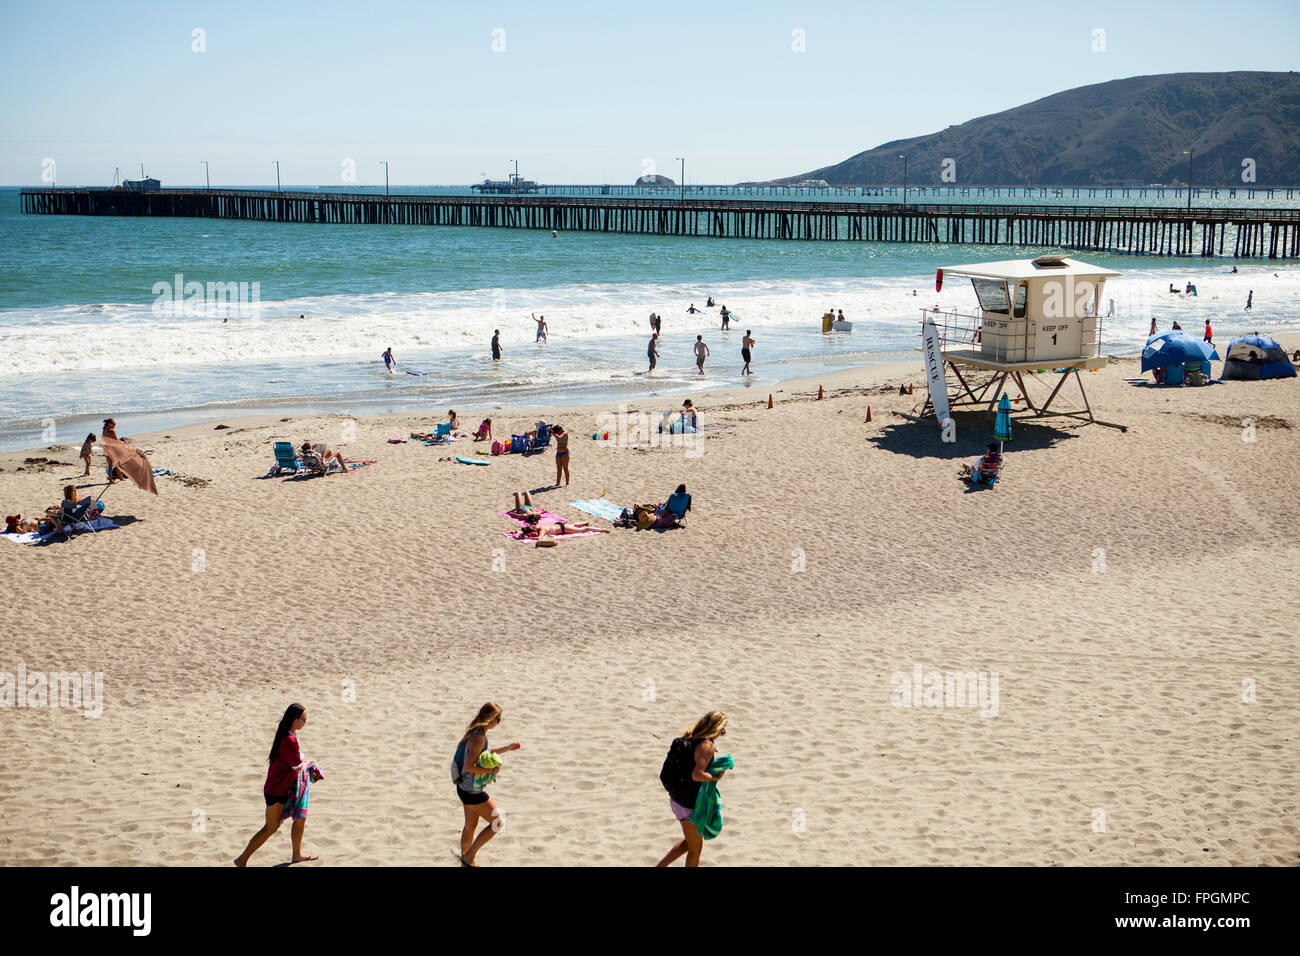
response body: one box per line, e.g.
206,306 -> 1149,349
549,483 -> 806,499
742,348 -> 751,362
456,788 -> 489,806
264,792 -> 289,807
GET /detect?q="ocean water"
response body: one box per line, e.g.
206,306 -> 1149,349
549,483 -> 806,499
2,186 -> 1297,450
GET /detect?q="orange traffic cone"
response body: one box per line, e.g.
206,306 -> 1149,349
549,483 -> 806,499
865,405 -> 872,422
907,382 -> 914,395
817,385 -> 824,400
768,394 -> 773,409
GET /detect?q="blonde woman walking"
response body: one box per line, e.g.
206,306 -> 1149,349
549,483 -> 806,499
452,702 -> 521,867
656,710 -> 729,867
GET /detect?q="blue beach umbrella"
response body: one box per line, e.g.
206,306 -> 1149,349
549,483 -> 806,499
994,393 -> 1013,453
1141,330 -> 1219,373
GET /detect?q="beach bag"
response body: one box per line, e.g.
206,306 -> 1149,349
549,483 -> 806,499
634,504 -> 657,530
660,736 -> 698,807
491,440 -> 503,456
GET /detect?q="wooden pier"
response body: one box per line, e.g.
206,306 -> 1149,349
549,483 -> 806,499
20,187 -> 1300,258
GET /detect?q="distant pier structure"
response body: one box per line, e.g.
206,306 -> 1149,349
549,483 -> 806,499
20,187 -> 1300,258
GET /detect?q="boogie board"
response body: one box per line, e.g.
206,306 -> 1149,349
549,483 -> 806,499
455,456 -> 488,466
404,369 -> 428,376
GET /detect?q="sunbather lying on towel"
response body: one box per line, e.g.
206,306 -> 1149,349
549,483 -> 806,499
507,492 -> 607,537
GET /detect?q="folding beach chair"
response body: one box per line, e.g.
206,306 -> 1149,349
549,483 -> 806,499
299,446 -> 329,476
522,423 -> 552,457
272,442 -> 303,475
650,491 -> 691,529
57,495 -> 103,538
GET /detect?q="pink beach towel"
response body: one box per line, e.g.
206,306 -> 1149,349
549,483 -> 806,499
498,508 -> 603,540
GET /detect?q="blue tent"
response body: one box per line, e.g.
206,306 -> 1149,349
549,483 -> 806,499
1221,334 -> 1297,380
1141,330 -> 1219,373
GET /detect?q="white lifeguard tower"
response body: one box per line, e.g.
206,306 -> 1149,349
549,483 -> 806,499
917,255 -> 1126,431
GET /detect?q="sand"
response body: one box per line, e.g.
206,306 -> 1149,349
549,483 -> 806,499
1,341 -> 1298,867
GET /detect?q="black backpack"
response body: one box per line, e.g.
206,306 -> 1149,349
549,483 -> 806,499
659,736 -> 698,805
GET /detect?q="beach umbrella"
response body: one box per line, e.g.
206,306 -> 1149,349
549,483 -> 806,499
994,393 -> 1013,453
100,436 -> 158,495
1140,330 -> 1219,373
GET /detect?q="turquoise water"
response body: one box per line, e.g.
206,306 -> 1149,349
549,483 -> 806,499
2,186 -> 1297,450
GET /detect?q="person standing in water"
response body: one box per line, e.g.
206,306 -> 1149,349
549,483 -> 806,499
453,702 -> 521,867
234,703 -> 319,866
647,332 -> 660,373
694,335 -> 710,375
1245,290 -> 1253,310
1148,316 -> 1157,337
533,313 -> 547,342
741,330 -> 755,376
720,306 -> 730,330
491,330 -> 502,361
687,303 -> 703,314
655,710 -> 729,868
382,347 -> 395,373
1204,319 -> 1213,346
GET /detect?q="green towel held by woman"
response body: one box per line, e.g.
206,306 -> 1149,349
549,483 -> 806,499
689,754 -> 734,840
475,750 -> 503,787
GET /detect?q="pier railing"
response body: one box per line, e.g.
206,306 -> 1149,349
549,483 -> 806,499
18,188 -> 1300,258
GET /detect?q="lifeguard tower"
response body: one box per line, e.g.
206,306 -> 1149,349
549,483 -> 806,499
916,255 -> 1126,431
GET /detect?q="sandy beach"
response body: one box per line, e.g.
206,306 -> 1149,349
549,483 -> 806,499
1,341 -> 1297,867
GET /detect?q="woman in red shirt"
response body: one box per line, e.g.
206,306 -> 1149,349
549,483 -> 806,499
234,703 -> 318,866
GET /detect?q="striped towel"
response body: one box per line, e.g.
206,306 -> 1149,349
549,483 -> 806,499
571,498 -> 624,522
332,459 -> 376,473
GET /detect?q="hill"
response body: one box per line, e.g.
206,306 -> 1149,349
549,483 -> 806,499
763,72 -> 1300,186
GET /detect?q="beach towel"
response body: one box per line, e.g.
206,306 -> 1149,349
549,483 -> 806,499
499,508 -> 603,540
571,498 -> 624,522
1,516 -> 117,545
281,760 -> 324,822
689,754 -> 734,840
475,751 -> 502,788
331,459 -> 376,473
151,468 -> 175,477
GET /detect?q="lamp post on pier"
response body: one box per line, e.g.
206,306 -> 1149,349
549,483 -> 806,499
676,156 -> 685,202
1183,149 -> 1193,213
380,161 -> 389,198
899,154 -> 908,207
274,160 -> 281,193
201,161 -> 209,190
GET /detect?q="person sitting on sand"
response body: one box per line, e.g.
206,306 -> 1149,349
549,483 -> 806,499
959,443 -> 1003,485
301,441 -> 348,474
234,702 -> 318,866
472,418 -> 493,441
448,410 -> 460,432
680,399 -> 698,432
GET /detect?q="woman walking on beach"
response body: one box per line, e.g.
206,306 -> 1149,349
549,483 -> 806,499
453,702 -> 521,867
656,710 -> 729,867
234,703 -> 318,866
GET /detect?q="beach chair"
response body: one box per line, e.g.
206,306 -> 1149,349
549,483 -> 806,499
57,496 -> 102,537
651,492 -> 692,529
522,423 -> 552,457
299,447 -> 329,476
273,442 -> 302,475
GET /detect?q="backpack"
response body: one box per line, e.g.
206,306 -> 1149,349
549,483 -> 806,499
450,740 -> 468,788
491,440 -> 503,456
635,504 -> 658,530
659,736 -> 698,806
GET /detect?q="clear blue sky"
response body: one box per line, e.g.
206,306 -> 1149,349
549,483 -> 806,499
1,0 -> 1296,186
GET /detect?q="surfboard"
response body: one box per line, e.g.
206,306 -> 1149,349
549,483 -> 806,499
455,456 -> 488,466
404,369 -> 428,376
